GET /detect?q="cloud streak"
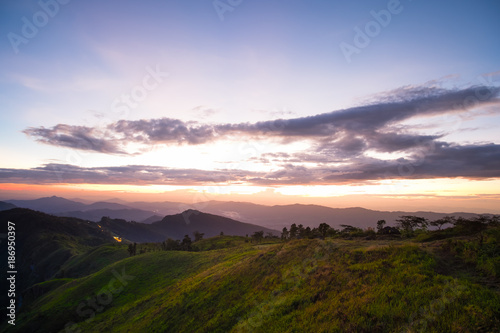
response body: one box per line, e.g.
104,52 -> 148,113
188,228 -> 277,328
14,83 -> 500,186
23,85 -> 500,156
1,142 -> 499,186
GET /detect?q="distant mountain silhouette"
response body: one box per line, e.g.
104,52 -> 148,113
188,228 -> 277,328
56,208 -> 157,222
4,196 -> 488,231
0,208 -> 115,309
0,201 -> 16,211
141,215 -> 163,224
151,210 -> 279,239
6,196 -> 86,213
5,196 -> 158,222
99,210 -> 279,243
194,201 -> 483,230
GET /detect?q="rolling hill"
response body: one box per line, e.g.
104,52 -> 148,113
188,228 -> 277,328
4,196 -> 487,232
0,201 -> 16,211
98,210 -> 280,243
0,208 -> 115,321
56,208 -> 157,223
5,196 -> 86,213
195,201 -> 483,230
4,235 -> 500,332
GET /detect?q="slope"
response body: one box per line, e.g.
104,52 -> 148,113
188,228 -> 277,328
97,210 -> 279,243
198,201 -> 481,230
0,208 -> 116,320
7,237 -> 500,332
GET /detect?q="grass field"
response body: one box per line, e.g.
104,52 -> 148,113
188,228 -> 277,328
5,228 -> 500,333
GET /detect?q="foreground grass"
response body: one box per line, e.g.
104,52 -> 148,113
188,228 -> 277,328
8,237 -> 500,333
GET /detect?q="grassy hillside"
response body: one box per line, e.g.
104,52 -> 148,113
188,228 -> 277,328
6,234 -> 500,332
0,208 -> 116,323
98,210 -> 279,243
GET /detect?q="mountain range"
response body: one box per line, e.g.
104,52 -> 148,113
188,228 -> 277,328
2,196 -> 487,230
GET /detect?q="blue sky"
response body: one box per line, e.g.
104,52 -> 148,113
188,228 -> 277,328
1,0 -> 500,212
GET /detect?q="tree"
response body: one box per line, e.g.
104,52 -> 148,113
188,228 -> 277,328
430,216 -> 455,230
181,234 -> 192,250
281,227 -> 289,241
376,220 -> 386,232
340,224 -> 360,233
395,216 -> 428,237
318,223 -> 331,238
297,224 -> 305,238
193,230 -> 204,242
164,238 -> 180,250
304,226 -> 312,239
252,230 -> 264,243
289,223 -> 298,239
127,242 -> 137,256
453,216 -> 493,246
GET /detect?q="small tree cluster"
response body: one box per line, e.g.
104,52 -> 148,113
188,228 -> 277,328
162,235 -> 193,251
395,216 -> 429,237
127,242 -> 137,256
281,223 -> 338,241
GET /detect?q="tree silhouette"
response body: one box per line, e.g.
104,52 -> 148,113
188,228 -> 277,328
289,223 -> 298,239
181,234 -> 192,250
376,220 -> 386,232
193,230 -> 204,242
318,223 -> 330,238
252,230 -> 264,243
127,242 -> 137,256
430,216 -> 455,230
281,227 -> 289,241
395,216 -> 428,237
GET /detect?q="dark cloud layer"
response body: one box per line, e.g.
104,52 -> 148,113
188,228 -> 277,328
1,143 -> 499,185
12,84 -> 500,185
23,85 -> 500,155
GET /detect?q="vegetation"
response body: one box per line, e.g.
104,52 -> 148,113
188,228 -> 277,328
2,209 -> 499,332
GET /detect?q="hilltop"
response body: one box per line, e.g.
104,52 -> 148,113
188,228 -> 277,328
3,196 -> 489,229
2,218 -> 500,332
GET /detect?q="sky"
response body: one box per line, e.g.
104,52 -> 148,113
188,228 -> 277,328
1,0 -> 500,213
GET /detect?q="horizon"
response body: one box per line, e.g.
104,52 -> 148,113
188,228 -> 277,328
1,1 -> 500,214
2,194 -> 499,215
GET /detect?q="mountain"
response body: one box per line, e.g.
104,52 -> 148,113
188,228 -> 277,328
6,234 -> 500,332
141,214 -> 163,224
0,201 -> 16,211
56,208 -> 157,222
98,217 -> 165,243
98,210 -> 280,243
4,197 -> 159,222
196,201 -> 482,230
0,208 -> 115,317
5,196 -> 86,213
124,200 -> 187,215
81,201 -> 134,211
150,210 -> 279,239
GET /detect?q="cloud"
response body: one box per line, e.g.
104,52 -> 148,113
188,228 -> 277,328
1,143 -> 499,186
23,124 -> 127,154
16,83 -> 500,186
23,84 -> 500,156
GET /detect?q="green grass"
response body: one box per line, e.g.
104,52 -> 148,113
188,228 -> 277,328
57,243 -> 129,278
7,235 -> 500,333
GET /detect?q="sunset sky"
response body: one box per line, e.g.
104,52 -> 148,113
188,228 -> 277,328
1,0 -> 500,213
